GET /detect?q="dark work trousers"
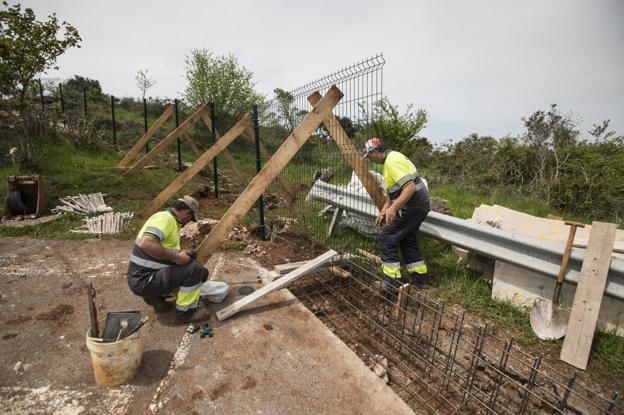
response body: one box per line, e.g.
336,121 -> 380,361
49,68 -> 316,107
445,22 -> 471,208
138,260 -> 209,298
378,203 -> 430,278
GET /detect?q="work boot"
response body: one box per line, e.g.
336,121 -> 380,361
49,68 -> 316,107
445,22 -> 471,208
143,296 -> 174,313
410,273 -> 433,289
175,307 -> 210,324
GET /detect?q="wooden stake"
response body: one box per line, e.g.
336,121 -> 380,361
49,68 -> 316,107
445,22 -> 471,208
137,113 -> 252,219
217,250 -> 338,321
393,284 -> 411,320
308,91 -> 386,211
124,105 -> 208,176
560,222 -> 618,370
195,85 -> 344,263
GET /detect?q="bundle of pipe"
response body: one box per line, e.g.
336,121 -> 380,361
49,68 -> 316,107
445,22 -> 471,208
85,212 -> 134,234
53,193 -> 112,215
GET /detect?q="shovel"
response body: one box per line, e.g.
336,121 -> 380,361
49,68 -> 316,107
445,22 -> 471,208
530,221 -> 585,340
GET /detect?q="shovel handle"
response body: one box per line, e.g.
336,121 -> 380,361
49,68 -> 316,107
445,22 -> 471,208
552,221 -> 585,303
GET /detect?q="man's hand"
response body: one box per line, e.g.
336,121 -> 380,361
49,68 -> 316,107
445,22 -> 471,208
176,251 -> 192,266
375,210 -> 386,227
385,205 -> 398,226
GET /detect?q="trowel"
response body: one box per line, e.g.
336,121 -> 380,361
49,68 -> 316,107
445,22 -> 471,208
530,221 -> 584,340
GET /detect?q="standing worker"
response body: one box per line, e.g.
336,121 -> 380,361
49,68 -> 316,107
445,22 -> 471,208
126,196 -> 210,323
362,137 -> 432,289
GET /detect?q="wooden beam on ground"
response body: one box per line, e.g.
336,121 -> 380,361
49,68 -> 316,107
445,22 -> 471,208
217,249 -> 338,321
124,105 -> 207,176
137,113 -> 252,219
308,91 -> 386,211
196,86 -> 344,263
560,222 -> 618,370
274,253 -> 355,275
356,248 -> 382,265
117,104 -> 175,168
200,113 -> 250,185
393,284 -> 411,319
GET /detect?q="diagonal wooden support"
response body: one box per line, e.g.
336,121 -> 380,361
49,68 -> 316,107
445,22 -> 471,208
196,85 -> 344,263
117,104 -> 174,168
124,105 -> 208,176
200,113 -> 250,185
137,113 -> 252,219
216,249 -> 338,321
308,91 -> 386,210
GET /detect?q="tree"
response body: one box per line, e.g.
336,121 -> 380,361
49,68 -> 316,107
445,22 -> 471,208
363,97 -> 429,160
183,49 -> 265,127
0,2 -> 81,105
521,104 -> 579,198
135,69 -> 156,100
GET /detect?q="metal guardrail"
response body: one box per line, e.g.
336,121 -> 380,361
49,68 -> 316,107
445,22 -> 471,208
308,180 -> 624,301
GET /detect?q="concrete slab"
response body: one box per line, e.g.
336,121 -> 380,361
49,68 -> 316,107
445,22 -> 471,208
0,238 -> 413,414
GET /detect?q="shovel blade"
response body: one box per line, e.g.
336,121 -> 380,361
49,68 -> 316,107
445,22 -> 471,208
530,298 -> 570,340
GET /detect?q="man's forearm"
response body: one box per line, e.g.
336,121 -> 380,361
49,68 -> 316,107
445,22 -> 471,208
390,182 -> 416,210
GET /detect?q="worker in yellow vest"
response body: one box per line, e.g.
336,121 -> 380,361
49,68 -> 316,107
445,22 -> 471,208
126,196 -> 209,323
362,137 -> 432,289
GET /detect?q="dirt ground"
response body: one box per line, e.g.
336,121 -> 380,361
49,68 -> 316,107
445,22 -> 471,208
0,236 -> 413,414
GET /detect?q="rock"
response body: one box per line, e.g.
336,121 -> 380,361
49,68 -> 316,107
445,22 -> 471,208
13,361 -> 23,372
369,355 -> 389,384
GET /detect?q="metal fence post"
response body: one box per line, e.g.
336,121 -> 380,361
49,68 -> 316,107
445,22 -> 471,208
83,88 -> 88,117
252,104 -> 265,240
38,79 -> 44,109
143,98 -> 149,154
210,102 -> 218,198
111,95 -> 117,145
59,83 -> 65,114
175,99 -> 182,171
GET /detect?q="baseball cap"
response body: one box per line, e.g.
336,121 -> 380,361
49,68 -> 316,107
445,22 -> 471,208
177,195 -> 199,221
362,137 -> 384,159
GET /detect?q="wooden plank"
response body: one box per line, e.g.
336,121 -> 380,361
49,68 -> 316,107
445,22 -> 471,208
196,86 -> 344,263
200,113 -> 250,185
393,284 -> 411,319
217,250 -> 338,321
124,105 -> 207,176
356,248 -> 382,265
137,113 -> 252,219
560,222 -> 618,370
274,253 -> 355,275
308,91 -> 386,210
117,104 -> 175,167
241,123 -> 294,204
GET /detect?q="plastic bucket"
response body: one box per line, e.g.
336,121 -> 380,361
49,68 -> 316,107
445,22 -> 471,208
85,327 -> 143,386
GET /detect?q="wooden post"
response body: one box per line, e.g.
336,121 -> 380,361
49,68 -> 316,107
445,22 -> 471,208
200,113 -> 250,185
308,91 -> 386,210
117,104 -> 174,167
560,222 -> 618,370
393,284 -> 411,319
137,113 -> 252,219
195,85 -> 344,263
216,250 -> 338,321
124,105 -> 207,176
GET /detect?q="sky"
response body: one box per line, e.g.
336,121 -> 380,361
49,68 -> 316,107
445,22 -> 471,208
15,0 -> 624,143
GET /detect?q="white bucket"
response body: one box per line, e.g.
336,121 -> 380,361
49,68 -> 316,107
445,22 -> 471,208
85,327 -> 143,386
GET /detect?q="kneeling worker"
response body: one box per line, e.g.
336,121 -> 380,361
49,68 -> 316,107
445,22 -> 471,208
362,137 -> 432,289
127,196 -> 209,323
